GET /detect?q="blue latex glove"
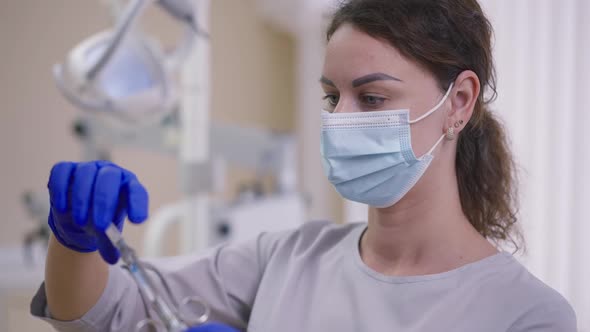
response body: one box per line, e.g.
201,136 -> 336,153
184,323 -> 240,332
47,160 -> 148,264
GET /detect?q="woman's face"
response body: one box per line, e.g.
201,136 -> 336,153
321,24 -> 450,157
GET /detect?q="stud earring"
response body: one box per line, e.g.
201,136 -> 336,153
446,127 -> 455,140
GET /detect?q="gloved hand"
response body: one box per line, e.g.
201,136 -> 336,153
47,160 -> 148,264
184,323 -> 240,332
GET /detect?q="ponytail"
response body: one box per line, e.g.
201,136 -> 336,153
456,102 -> 521,249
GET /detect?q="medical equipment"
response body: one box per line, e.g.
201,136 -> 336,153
51,0 -> 305,257
72,112 -> 305,256
53,0 -> 202,128
53,0 -> 214,254
105,223 -> 210,332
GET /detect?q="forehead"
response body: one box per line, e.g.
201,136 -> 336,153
323,24 -> 421,82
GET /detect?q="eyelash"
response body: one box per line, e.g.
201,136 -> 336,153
361,95 -> 386,106
322,94 -> 387,107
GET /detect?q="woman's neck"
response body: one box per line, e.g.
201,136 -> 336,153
360,173 -> 497,276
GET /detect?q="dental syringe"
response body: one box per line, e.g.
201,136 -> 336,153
105,223 -> 189,332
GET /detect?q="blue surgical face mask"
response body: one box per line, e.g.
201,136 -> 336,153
320,84 -> 453,208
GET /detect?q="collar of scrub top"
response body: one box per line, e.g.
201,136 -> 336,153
53,0 -> 207,127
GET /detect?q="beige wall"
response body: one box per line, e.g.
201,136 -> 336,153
0,0 -> 294,330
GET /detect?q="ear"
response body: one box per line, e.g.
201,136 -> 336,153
447,70 -> 480,134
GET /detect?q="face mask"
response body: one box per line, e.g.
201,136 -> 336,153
320,84 -> 453,208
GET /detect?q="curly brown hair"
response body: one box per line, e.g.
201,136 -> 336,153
327,0 -> 521,249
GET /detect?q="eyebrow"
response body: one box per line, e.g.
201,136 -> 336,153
352,73 -> 402,87
319,76 -> 336,87
319,73 -> 403,88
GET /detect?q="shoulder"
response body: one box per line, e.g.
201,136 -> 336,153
497,257 -> 578,331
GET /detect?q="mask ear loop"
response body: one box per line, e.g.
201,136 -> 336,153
411,83 -> 455,157
426,134 -> 447,156
409,83 -> 454,124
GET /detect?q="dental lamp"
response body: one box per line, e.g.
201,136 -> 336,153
53,0 -> 215,254
53,0 -> 200,127
51,0 -> 304,255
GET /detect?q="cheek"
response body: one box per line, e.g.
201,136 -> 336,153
408,114 -> 445,157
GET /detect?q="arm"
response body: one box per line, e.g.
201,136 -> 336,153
34,161 -> 283,331
34,232 -> 274,332
32,161 -> 150,331
45,235 -> 108,320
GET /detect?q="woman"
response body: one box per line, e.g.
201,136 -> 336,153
32,0 -> 577,331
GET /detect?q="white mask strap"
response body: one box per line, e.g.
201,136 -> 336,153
409,83 -> 454,124
426,134 -> 447,156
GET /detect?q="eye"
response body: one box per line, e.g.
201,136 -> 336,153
322,94 -> 340,111
360,95 -> 386,107
323,94 -> 339,106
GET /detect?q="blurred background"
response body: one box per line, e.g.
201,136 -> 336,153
0,0 -> 587,331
